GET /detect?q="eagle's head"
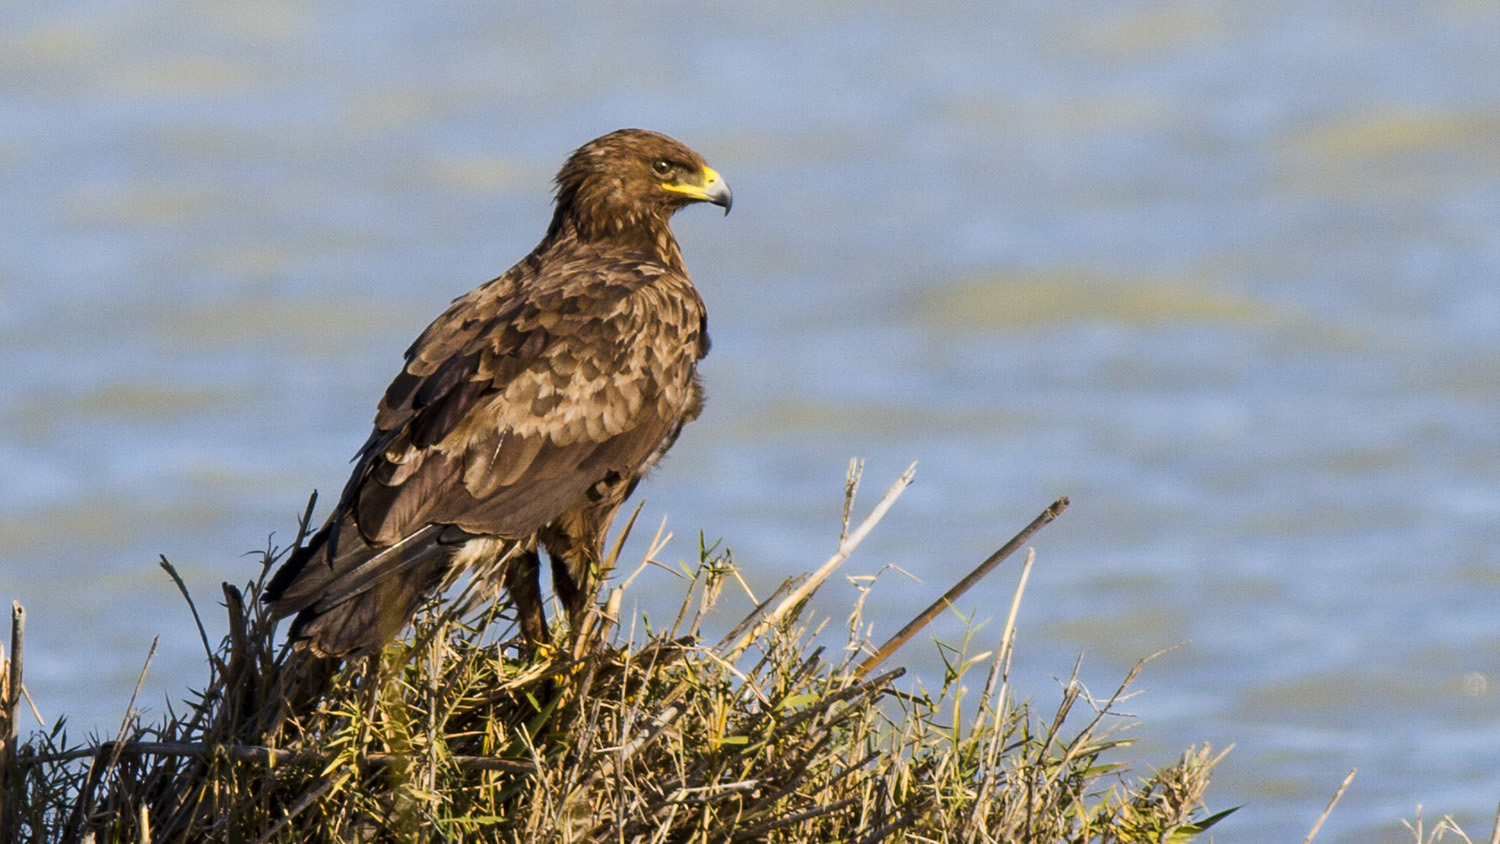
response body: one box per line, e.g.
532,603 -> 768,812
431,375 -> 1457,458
550,129 -> 731,244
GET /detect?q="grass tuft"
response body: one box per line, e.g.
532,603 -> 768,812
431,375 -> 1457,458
4,476 -> 1231,843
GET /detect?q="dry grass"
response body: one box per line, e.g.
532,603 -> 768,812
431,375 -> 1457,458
1398,804 -> 1500,844
3,469 -> 1233,843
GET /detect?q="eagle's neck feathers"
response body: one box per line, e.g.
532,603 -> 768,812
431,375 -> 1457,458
543,201 -> 686,274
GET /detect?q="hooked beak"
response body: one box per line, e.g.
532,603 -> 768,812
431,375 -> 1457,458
664,165 -> 733,215
700,166 -> 732,214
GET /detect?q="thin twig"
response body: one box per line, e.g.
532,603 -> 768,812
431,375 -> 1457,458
840,457 -> 863,545
617,515 -> 673,593
978,548 -> 1035,720
730,796 -> 862,842
19,682 -> 44,728
251,777 -> 335,844
101,637 -> 159,787
20,740 -> 537,774
727,463 -> 916,660
5,601 -> 23,740
853,497 -> 1067,679
63,636 -> 158,840
603,500 -> 646,574
4,599 -> 24,740
1301,768 -> 1356,844
1,601 -> 25,844
715,576 -> 799,653
159,557 -> 214,663
849,808 -> 922,844
970,547 -> 1037,831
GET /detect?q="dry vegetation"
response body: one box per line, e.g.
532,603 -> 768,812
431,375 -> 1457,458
3,467 -> 1237,843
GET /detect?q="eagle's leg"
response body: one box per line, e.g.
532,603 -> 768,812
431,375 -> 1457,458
502,546 -> 551,652
542,524 -> 600,632
541,478 -> 633,634
549,551 -> 589,629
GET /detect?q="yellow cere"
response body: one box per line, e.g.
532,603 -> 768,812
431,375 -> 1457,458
662,166 -> 723,199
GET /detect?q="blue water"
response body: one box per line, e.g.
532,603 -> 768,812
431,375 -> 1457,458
4,2 -> 1500,840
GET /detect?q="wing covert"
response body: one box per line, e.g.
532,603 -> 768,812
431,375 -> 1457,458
345,262 -> 703,546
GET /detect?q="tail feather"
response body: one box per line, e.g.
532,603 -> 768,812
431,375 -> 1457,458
264,517 -> 459,658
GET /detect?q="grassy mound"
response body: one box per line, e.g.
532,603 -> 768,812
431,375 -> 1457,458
3,471 -> 1232,843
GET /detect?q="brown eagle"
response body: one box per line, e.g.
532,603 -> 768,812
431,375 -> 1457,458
263,129 -> 730,657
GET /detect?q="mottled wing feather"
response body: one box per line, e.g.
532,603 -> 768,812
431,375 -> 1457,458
346,257 -> 701,547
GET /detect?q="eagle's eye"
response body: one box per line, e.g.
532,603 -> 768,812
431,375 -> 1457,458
651,159 -> 672,177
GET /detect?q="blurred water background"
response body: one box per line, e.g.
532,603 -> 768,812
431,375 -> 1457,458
4,2 -> 1500,840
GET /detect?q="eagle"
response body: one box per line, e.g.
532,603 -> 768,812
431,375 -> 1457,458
263,129 -> 731,658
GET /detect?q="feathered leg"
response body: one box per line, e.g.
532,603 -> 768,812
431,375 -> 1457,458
501,547 -> 550,650
540,475 -> 633,632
